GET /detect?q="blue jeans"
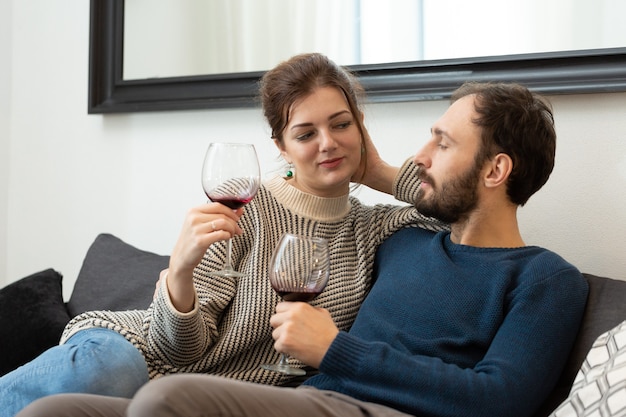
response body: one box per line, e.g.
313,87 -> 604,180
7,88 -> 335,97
0,328 -> 149,417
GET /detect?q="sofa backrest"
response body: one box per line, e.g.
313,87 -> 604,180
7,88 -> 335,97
67,233 -> 170,317
534,273 -> 626,417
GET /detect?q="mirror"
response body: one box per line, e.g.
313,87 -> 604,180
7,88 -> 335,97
122,0 -> 426,79
123,0 -> 626,80
88,0 -> 626,114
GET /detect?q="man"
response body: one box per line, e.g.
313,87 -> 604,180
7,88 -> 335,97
16,82 -> 589,417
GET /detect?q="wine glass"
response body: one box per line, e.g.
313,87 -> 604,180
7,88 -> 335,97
201,142 -> 261,277
261,233 -> 330,376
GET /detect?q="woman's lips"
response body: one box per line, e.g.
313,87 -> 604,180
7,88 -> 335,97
319,158 -> 343,169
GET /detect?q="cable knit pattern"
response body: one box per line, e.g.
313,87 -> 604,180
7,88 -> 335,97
61,160 -> 446,385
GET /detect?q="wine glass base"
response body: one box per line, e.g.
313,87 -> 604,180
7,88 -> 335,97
261,364 -> 306,376
210,269 -> 246,278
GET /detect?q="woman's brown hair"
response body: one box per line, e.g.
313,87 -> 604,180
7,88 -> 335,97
259,52 -> 366,143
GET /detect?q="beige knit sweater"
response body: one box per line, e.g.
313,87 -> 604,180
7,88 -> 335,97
61,160 -> 446,385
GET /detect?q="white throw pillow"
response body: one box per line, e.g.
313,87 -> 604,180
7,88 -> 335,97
551,320 -> 626,416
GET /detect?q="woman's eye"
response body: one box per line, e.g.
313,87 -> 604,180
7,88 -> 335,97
295,132 -> 313,141
334,121 -> 352,130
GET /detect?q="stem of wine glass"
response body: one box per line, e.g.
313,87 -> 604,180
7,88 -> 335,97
223,238 -> 235,273
277,353 -> 291,368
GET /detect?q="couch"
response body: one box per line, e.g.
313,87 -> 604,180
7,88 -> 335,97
0,234 -> 169,377
1,233 -> 625,416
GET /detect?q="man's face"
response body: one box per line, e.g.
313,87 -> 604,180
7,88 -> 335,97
412,95 -> 485,224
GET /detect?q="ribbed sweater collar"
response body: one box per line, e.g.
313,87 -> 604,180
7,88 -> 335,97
265,175 -> 351,222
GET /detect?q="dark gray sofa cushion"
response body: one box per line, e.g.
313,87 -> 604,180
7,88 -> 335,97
0,269 -> 71,376
67,233 -> 170,317
534,273 -> 626,417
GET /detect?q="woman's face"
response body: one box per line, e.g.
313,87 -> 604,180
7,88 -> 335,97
276,86 -> 362,198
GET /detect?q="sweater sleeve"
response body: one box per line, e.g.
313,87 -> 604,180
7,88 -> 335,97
311,266 -> 588,417
357,158 -> 447,244
142,207 -> 255,367
392,158 -> 422,206
142,261 -> 238,367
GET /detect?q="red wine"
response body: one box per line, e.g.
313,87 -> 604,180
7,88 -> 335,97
277,290 -> 322,302
207,195 -> 254,209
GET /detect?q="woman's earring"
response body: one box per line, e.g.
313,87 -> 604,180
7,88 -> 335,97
286,164 -> 294,178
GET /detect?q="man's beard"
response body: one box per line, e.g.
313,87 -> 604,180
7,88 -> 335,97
415,163 -> 481,224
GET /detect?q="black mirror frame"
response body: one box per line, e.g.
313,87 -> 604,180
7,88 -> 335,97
88,0 -> 626,114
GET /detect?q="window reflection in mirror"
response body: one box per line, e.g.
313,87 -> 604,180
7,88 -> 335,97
123,0 -> 626,81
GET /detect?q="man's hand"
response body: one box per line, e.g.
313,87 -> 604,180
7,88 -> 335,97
269,302 -> 339,368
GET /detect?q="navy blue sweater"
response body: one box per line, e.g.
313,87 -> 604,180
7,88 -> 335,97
305,228 -> 588,417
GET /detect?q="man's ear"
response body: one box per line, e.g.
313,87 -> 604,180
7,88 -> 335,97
484,153 -> 513,188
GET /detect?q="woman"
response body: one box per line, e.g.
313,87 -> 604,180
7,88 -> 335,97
2,53 -> 445,417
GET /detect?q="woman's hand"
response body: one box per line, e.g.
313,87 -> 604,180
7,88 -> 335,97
154,268 -> 168,300
269,302 -> 339,368
165,203 -> 244,312
353,127 -> 399,195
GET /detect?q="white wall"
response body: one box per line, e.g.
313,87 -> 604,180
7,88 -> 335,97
0,0 -> 11,279
3,0 -> 626,300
